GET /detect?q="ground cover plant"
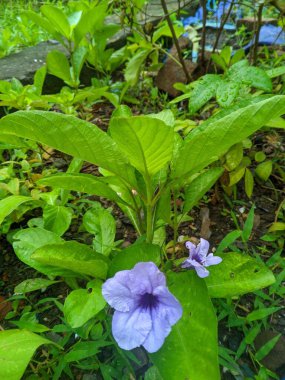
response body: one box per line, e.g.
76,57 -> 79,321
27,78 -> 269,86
0,1 -> 284,379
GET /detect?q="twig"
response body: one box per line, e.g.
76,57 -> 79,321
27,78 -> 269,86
252,2 -> 264,65
211,0 -> 235,54
160,0 -> 191,82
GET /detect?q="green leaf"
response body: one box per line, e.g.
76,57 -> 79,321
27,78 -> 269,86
173,96 -> 285,178
83,206 -> 116,256
225,143 -> 243,171
110,116 -> 174,176
74,3 -> 108,46
228,62 -> 272,92
0,329 -> 53,380
33,66 -> 47,95
150,272 -> 219,380
242,205 -> 255,242
71,46 -> 88,83
211,53 -> 227,71
216,230 -> 242,253
0,110 -> 136,187
244,168 -> 254,198
108,243 -> 161,277
188,74 -> 221,115
266,116 -> 285,129
0,195 -> 33,225
206,252 -> 275,297
255,161 -> 272,181
267,66 -> 285,78
38,173 -> 126,205
23,10 -> 59,37
32,241 -> 108,279
125,49 -> 150,86
43,205 -> 73,236
216,80 -> 239,108
246,307 -> 281,322
14,278 -> 59,294
41,5 -> 71,39
46,51 -> 72,84
144,366 -> 164,380
183,168 -> 224,214
64,281 -> 106,328
12,228 -> 75,277
255,333 -> 281,361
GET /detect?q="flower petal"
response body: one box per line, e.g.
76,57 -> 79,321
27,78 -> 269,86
195,264 -> 210,278
204,253 -> 222,267
102,270 -> 135,312
129,262 -> 166,295
182,258 -> 202,269
142,307 -> 172,353
197,238 -> 210,259
185,241 -> 197,259
112,308 -> 152,350
154,286 -> 183,325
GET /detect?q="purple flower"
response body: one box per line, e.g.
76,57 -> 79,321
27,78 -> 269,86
182,238 -> 222,278
102,262 -> 182,353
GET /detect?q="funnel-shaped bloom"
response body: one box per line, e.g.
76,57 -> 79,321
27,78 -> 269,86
102,262 -> 182,353
182,239 -> 222,278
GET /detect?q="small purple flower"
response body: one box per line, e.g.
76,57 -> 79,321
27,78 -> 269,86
102,262 -> 182,353
182,238 -> 222,278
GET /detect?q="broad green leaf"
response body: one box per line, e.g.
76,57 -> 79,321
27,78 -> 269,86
229,166 -> 245,186
245,168 -> 254,198
32,241 -> 108,279
268,222 -> 285,232
14,278 -> 59,294
125,49 -> 150,86
211,53 -> 227,71
23,10 -> 59,36
228,61 -> 272,92
110,116 -> 174,176
267,66 -> 285,78
183,168 -> 223,215
150,272 -> 219,380
33,66 -> 47,95
64,281 -> 106,328
206,253 -> 275,297
147,110 -> 175,127
83,207 -> 116,256
64,340 -> 111,362
144,366 -> 164,380
216,80 -> 239,108
224,143 -> 243,171
188,74 -> 221,114
0,110 -> 136,187
0,195 -> 33,225
12,228 -> 74,277
0,329 -> 53,380
173,96 -> 285,178
43,205 -> 73,236
41,5 -> 71,39
71,46 -> 88,83
74,3 -> 108,46
255,161 -> 272,181
108,243 -> 161,277
46,51 -> 72,84
38,173 -> 126,205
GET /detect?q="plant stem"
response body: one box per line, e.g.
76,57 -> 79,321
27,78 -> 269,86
145,175 -> 154,243
172,188 -> 178,247
211,0 -> 235,55
160,0 -> 191,82
252,2 -> 264,65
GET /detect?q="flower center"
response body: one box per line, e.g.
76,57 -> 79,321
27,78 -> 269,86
192,253 -> 203,264
139,292 -> 159,310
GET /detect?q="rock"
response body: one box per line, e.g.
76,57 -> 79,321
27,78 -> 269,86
156,37 -> 197,97
236,17 -> 278,31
